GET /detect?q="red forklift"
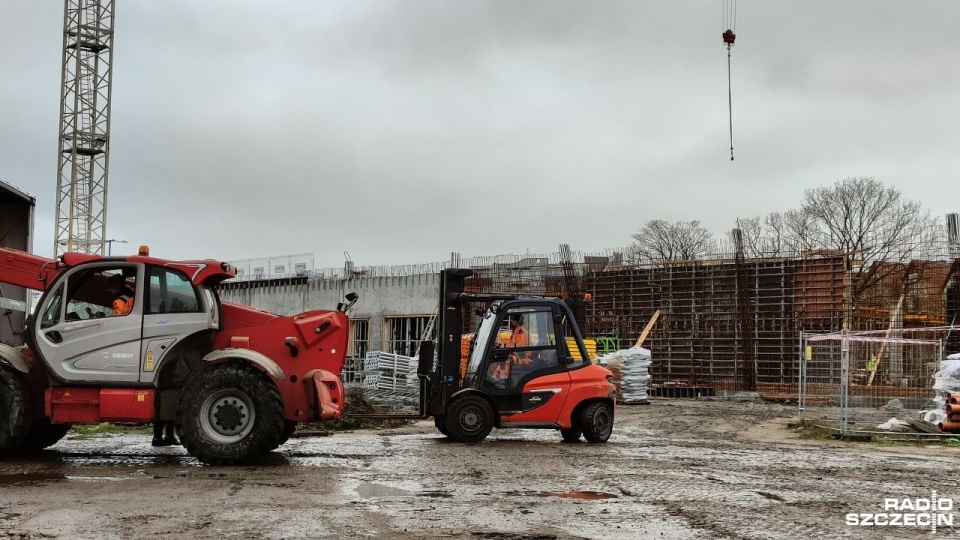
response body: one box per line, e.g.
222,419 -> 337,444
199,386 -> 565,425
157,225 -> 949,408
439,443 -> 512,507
412,268 -> 616,443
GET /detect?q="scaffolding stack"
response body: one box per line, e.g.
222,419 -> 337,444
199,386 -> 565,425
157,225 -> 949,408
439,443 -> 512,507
363,351 -> 419,390
353,351 -> 420,409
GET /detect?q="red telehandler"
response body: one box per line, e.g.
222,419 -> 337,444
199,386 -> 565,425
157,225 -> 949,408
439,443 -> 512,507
0,247 -> 354,464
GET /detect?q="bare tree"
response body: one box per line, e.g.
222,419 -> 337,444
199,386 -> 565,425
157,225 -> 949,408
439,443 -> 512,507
630,220 -> 714,263
731,177 -> 935,266
769,209 -> 821,254
728,216 -> 763,257
800,176 -> 939,306
802,177 -> 931,259
730,210 -> 822,257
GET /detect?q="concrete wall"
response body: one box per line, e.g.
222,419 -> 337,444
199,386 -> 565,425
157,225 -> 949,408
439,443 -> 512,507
218,273 -> 440,350
0,181 -> 35,346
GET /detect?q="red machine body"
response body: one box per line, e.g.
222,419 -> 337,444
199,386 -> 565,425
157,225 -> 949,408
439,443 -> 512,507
0,247 -> 352,464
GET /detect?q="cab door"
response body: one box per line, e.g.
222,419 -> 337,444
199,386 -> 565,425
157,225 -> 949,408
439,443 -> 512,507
480,304 -> 572,425
138,265 -> 211,384
33,264 -> 144,384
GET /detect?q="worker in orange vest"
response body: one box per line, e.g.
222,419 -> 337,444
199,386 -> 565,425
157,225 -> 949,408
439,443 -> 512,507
107,273 -> 135,316
491,314 -> 531,380
507,314 -> 531,362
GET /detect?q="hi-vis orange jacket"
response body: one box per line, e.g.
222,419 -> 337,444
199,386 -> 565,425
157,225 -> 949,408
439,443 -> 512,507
491,326 -> 531,379
112,286 -> 134,316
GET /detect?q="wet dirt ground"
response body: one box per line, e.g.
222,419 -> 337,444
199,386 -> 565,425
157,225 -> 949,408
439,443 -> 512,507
1,399 -> 959,539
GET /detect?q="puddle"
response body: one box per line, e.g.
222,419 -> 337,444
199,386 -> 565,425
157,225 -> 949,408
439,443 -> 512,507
0,473 -> 65,485
550,491 -> 618,500
356,482 -> 411,498
65,475 -> 135,482
419,490 -> 453,498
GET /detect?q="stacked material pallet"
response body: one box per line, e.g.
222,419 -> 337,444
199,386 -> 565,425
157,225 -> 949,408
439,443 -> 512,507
565,338 -> 597,361
363,351 -> 419,391
921,353 -> 960,431
365,387 -> 420,410
596,347 -> 651,403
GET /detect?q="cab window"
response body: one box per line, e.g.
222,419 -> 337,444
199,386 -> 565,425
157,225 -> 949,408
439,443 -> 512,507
40,284 -> 64,329
61,267 -> 137,320
147,267 -> 201,314
484,307 -> 559,388
560,314 -> 590,367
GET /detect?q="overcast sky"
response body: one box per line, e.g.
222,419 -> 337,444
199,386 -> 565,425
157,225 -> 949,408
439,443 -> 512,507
2,1 -> 958,268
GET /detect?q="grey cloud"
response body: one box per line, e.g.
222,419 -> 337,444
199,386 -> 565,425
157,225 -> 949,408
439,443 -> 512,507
2,1 -> 959,268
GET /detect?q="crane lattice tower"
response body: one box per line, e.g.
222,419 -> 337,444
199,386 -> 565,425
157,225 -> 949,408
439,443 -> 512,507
54,0 -> 116,256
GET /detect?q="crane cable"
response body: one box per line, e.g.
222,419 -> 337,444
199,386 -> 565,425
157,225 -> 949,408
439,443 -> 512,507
723,0 -> 737,161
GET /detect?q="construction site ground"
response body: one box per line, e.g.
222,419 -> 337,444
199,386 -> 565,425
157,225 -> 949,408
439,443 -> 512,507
1,399 -> 958,540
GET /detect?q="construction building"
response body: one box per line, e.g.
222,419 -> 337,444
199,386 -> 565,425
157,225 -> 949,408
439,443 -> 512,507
0,179 -> 36,346
220,226 -> 960,404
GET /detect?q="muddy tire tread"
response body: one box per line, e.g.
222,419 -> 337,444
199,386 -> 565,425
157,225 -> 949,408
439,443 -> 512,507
580,401 -> 613,444
275,420 -> 297,448
434,415 -> 451,438
0,365 -> 34,458
20,420 -> 71,453
177,364 -> 284,465
560,426 -> 582,442
444,396 -> 494,443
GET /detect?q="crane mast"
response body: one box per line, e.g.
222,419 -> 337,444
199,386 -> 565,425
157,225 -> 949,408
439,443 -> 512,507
54,0 -> 116,256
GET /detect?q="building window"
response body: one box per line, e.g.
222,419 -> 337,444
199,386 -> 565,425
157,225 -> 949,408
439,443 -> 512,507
384,316 -> 430,356
343,319 -> 369,384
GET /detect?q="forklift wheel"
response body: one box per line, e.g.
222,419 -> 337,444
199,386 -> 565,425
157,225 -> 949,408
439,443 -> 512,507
560,427 -> 582,443
445,396 -> 494,443
433,416 -> 451,438
580,402 -> 613,443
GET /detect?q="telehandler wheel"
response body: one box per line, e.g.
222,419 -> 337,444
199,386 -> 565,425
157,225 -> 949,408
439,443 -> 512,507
177,364 -> 284,465
275,421 -> 298,448
0,365 -> 33,457
580,402 -> 613,443
560,426 -> 582,443
20,419 -> 71,453
433,415 -> 451,438
444,396 -> 494,443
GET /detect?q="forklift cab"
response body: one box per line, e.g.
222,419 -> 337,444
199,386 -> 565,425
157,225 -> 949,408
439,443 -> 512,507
461,298 -> 593,421
464,299 -> 591,391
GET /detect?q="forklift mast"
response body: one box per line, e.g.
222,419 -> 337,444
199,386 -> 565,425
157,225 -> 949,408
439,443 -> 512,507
419,268 -> 472,418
